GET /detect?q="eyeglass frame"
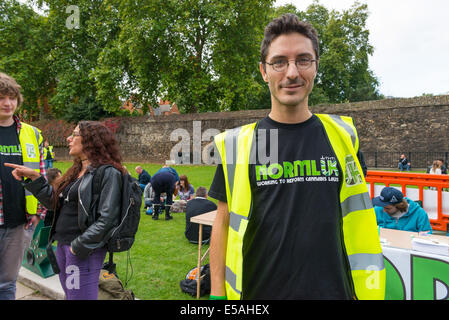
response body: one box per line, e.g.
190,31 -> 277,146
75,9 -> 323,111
69,131 -> 81,138
264,57 -> 318,72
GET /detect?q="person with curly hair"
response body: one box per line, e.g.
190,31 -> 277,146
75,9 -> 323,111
5,121 -> 126,300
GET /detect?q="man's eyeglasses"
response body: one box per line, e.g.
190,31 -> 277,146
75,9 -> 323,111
265,57 -> 317,72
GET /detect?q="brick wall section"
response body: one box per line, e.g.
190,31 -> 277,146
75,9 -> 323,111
50,95 -> 449,164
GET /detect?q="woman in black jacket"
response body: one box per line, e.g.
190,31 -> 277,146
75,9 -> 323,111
6,121 -> 126,300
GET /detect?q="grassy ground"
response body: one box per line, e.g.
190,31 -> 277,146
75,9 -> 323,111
51,161 -> 216,300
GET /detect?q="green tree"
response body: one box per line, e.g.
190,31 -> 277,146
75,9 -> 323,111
36,0 -> 122,118
0,0 -> 53,120
96,0 -> 274,113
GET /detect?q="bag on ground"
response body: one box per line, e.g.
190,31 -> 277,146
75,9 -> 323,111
98,269 -> 135,300
180,264 -> 211,297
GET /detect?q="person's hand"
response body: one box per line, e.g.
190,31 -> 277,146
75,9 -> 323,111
4,163 -> 41,181
24,215 -> 40,230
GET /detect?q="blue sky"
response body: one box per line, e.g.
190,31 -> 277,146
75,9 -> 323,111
275,0 -> 449,98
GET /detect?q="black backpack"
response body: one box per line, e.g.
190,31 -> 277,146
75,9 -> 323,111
91,165 -> 142,272
180,264 -> 211,297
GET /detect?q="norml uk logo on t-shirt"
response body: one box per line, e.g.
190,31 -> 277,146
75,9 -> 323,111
0,144 -> 22,157
255,156 -> 339,187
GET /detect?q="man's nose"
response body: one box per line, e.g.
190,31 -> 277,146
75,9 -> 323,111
285,61 -> 299,79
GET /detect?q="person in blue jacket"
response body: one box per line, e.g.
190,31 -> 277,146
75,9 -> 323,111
151,165 -> 180,220
372,187 -> 432,233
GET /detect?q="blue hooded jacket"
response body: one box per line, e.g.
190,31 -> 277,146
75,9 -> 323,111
374,197 -> 432,233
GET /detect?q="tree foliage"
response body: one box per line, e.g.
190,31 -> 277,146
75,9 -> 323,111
1,0 -> 383,119
0,0 -> 53,118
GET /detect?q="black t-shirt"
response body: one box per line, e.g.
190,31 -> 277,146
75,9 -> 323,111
185,198 -> 217,243
54,178 -> 82,244
0,122 -> 26,228
209,115 -> 358,299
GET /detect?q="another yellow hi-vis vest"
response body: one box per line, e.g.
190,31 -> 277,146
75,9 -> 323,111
19,122 -> 42,215
43,145 -> 54,159
213,114 -> 385,300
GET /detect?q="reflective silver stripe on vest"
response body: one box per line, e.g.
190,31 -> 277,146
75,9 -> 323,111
31,126 -> 40,145
224,127 -> 241,198
23,162 -> 40,170
341,192 -> 372,218
229,211 -> 248,232
328,115 -> 356,149
348,253 -> 385,271
226,266 -> 242,294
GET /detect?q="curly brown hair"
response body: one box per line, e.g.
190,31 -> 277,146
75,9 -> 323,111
52,121 -> 126,209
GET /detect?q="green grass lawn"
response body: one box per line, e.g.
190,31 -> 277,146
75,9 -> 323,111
51,161 -> 217,300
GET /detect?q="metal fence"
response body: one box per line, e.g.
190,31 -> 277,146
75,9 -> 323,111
363,152 -> 449,170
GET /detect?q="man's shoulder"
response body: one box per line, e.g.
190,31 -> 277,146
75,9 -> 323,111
215,121 -> 259,140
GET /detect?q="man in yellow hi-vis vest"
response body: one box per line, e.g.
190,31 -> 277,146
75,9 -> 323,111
208,14 -> 385,300
0,72 -> 46,300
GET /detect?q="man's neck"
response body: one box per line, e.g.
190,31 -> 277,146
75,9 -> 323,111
0,116 -> 15,127
268,100 -> 312,124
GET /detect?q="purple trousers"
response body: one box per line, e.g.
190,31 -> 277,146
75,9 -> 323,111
56,243 -> 107,300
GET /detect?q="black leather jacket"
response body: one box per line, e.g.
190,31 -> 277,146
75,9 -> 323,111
24,166 -> 122,259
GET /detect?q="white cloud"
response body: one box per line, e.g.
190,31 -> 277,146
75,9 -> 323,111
275,0 -> 449,97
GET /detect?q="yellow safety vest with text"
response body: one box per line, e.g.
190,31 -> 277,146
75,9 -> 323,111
19,122 -> 42,215
213,114 -> 385,300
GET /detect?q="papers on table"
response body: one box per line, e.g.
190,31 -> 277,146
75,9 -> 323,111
412,238 -> 449,256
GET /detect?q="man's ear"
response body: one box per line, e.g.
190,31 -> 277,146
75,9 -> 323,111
259,62 -> 268,83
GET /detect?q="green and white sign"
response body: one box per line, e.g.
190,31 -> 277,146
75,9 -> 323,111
383,246 -> 449,300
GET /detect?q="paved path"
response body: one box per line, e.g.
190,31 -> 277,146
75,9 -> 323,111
16,281 -> 53,300
16,267 -> 65,300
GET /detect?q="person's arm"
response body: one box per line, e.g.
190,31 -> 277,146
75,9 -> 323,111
417,208 -> 433,233
71,167 -> 123,258
357,150 -> 368,177
5,162 -> 54,209
210,200 -> 230,297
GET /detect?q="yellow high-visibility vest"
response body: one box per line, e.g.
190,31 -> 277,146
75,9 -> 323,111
213,114 -> 385,300
18,122 -> 42,215
43,145 -> 54,159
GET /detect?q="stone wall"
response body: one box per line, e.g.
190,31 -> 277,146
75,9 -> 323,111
55,95 -> 449,167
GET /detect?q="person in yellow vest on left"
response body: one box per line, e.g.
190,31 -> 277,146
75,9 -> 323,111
43,139 -> 55,169
0,72 -> 46,300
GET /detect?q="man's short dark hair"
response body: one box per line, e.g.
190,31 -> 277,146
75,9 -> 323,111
195,186 -> 207,198
260,14 -> 320,66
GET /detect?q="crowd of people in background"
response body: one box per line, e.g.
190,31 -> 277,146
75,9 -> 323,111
135,164 -> 215,242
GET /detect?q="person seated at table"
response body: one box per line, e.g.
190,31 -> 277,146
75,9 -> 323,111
372,187 -> 432,233
185,187 -> 217,244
